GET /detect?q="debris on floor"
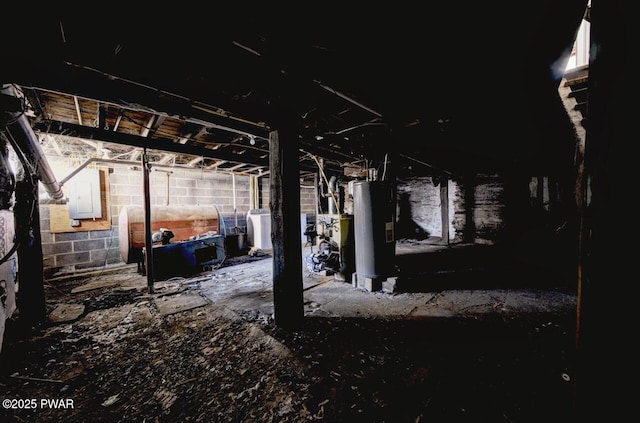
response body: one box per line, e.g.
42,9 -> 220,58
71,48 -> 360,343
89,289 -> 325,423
1,256 -> 578,422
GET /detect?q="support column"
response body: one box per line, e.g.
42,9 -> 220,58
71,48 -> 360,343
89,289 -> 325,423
576,2 -> 628,419
142,149 -> 154,294
463,174 -> 476,243
249,175 -> 257,210
14,177 -> 46,327
270,127 -> 303,329
257,176 -> 264,210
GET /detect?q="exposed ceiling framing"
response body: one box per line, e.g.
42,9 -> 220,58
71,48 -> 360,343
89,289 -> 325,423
1,2 -> 589,182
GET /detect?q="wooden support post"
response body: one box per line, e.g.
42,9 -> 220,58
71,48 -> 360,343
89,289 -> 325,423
142,149 -> 154,294
14,177 -> 46,326
548,176 -> 557,217
313,173 -> 319,230
249,175 -> 256,210
257,176 -> 264,210
576,2 -> 628,418
536,176 -> 545,210
463,174 -> 476,243
270,128 -> 303,329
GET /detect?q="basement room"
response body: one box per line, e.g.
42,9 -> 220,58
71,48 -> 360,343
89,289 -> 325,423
0,1 -> 629,421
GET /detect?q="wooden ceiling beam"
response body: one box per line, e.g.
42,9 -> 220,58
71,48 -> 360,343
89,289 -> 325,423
141,114 -> 165,137
188,156 -> 204,166
226,163 -> 246,171
33,120 -> 268,167
73,95 -> 83,125
130,149 -> 142,161
178,125 -> 207,144
13,64 -> 271,140
156,153 -> 175,164
113,109 -> 124,131
206,160 -> 227,169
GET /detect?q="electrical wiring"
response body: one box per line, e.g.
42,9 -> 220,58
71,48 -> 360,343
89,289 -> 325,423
89,226 -> 117,281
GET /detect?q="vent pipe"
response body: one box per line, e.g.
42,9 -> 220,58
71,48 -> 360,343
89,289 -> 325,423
327,175 -> 337,215
1,85 -> 64,201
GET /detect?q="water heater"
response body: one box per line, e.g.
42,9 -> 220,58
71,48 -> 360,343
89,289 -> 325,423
352,180 -> 395,291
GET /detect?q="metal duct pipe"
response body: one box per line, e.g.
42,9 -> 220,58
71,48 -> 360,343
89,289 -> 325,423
327,175 -> 337,215
1,85 -> 64,200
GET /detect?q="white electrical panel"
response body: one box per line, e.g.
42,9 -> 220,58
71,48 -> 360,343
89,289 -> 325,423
67,168 -> 102,219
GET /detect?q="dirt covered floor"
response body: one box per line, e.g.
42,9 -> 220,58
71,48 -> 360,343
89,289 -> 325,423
0,254 -> 579,422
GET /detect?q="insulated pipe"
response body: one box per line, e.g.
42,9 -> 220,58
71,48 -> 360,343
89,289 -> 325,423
327,175 -> 337,215
312,155 -> 341,216
166,172 -> 170,205
58,157 -> 245,187
1,85 -> 64,200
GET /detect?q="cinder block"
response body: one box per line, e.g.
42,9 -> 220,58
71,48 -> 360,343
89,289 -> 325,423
74,238 -> 107,252
382,277 -> 397,294
353,274 -> 382,292
56,252 -> 90,266
175,178 -> 196,188
42,241 -> 73,256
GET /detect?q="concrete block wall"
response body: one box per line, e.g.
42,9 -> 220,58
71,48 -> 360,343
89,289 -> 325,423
39,215 -> 121,276
299,184 -> 317,219
39,160 -> 317,278
251,177 -> 317,221
395,177 -> 460,242
451,179 -> 468,244
396,177 -> 442,239
472,177 -> 506,244
398,175 -> 507,245
446,179 -> 459,242
107,165 -> 253,233
37,155 -> 515,275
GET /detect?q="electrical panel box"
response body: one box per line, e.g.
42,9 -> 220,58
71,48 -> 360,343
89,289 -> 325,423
67,168 -> 102,219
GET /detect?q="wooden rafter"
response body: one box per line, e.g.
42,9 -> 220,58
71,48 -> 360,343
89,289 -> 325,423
73,95 -> 83,125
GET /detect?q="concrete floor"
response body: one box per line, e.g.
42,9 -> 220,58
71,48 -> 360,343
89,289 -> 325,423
48,241 -> 577,324
5,243 -> 581,423
201,253 -> 576,320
